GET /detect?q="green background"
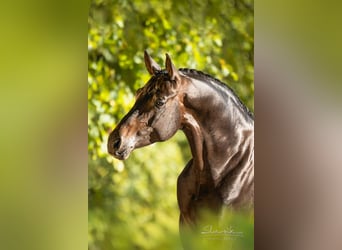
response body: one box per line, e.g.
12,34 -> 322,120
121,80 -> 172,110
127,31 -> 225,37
88,0 -> 254,249
0,0 -> 340,249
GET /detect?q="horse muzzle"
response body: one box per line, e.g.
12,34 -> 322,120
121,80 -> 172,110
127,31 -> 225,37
108,132 -> 135,160
113,148 -> 131,160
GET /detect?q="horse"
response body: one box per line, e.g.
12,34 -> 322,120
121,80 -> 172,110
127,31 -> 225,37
108,51 -> 254,236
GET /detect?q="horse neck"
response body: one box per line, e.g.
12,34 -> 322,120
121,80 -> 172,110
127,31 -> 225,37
180,77 -> 254,184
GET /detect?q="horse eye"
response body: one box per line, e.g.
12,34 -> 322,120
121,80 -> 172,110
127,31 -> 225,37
155,99 -> 165,108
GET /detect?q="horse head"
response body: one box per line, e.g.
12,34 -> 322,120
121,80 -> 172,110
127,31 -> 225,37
108,51 -> 186,160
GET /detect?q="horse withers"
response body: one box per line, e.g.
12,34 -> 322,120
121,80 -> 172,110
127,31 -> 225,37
108,51 -> 254,233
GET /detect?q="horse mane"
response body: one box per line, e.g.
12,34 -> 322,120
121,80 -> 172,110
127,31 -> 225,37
179,68 -> 254,119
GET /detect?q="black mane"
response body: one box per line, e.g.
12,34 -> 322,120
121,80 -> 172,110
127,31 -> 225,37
179,68 -> 254,119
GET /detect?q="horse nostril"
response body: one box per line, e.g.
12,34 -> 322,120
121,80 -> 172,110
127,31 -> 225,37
113,138 -> 121,149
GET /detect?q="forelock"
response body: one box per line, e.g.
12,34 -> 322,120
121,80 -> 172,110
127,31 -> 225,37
137,71 -> 172,98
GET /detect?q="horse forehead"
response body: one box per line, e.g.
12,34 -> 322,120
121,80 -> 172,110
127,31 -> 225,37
142,75 -> 171,95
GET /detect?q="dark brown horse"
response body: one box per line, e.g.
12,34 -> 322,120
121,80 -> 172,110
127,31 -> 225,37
108,51 -> 254,232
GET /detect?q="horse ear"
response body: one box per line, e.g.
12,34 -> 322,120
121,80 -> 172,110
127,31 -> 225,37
144,50 -> 161,75
165,53 -> 180,81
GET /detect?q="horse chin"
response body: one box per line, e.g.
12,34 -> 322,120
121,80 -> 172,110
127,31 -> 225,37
113,147 -> 134,160
114,151 -> 129,160
122,152 -> 131,160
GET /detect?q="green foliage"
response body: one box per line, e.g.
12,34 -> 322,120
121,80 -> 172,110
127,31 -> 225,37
180,209 -> 254,250
88,0 -> 254,249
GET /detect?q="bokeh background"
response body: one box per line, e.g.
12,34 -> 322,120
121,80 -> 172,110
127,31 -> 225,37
88,0 -> 254,249
1,0 -> 341,250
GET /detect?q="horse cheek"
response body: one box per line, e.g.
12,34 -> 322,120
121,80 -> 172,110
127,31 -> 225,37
161,108 -> 181,140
